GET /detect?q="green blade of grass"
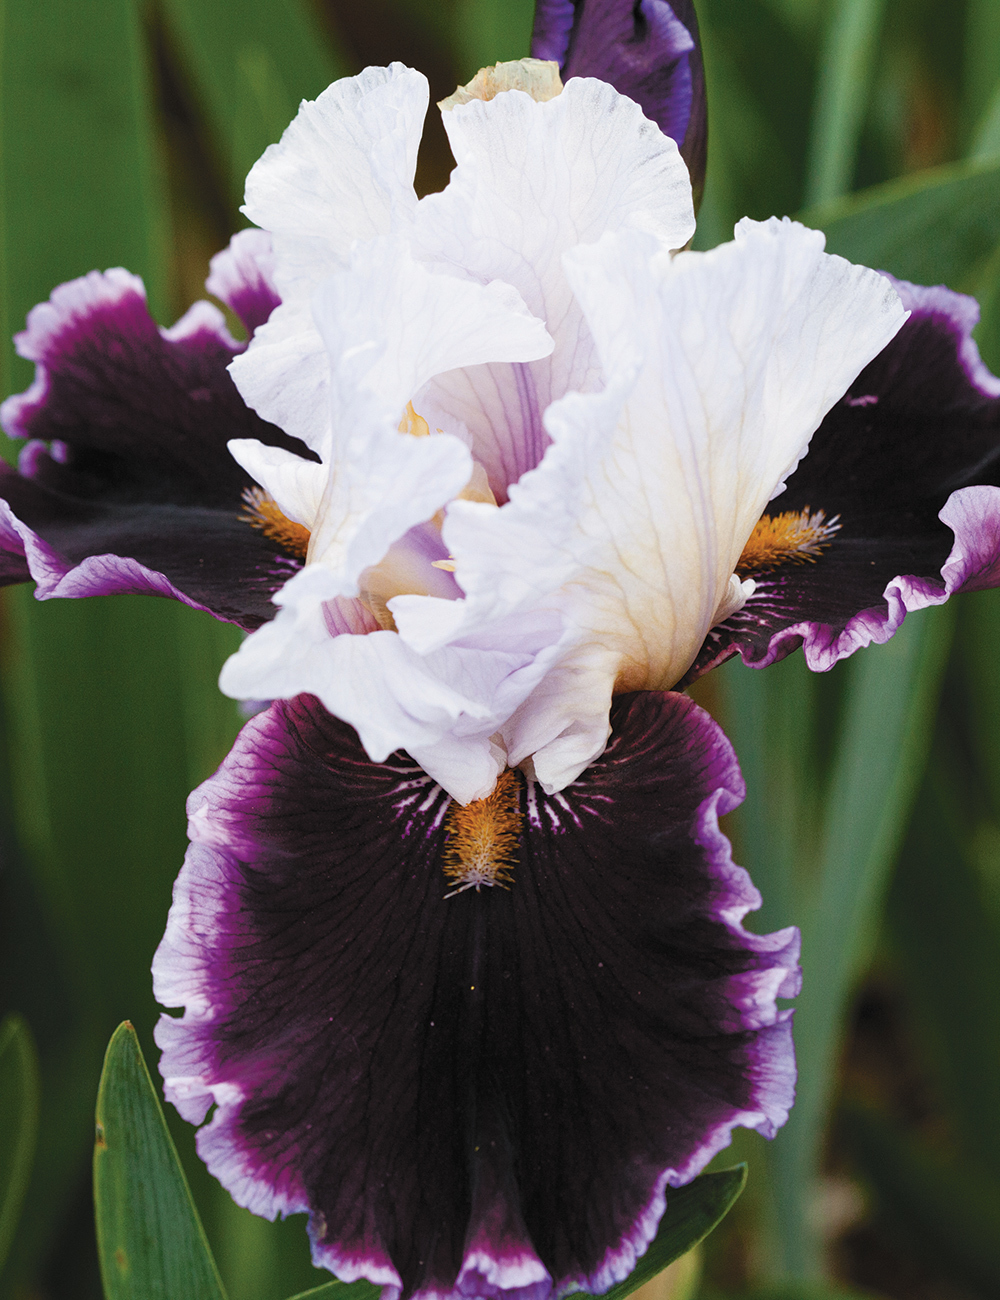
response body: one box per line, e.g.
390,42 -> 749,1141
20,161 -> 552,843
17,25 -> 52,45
0,1015 -> 40,1273
804,0 -> 887,206
160,0 -> 348,210
0,0 -> 180,1285
804,155 -> 1000,291
94,1022 -> 227,1300
767,606 -> 955,1276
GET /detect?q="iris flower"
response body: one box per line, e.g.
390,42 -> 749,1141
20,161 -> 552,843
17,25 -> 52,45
4,5 -> 1000,1299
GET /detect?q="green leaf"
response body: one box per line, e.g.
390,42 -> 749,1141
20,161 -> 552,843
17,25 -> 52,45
804,0 -> 887,206
761,606 -> 954,1276
0,0 -> 185,1284
803,155 -> 1000,290
738,1284 -> 879,1299
0,0 -> 166,400
285,1281 -> 381,1300
94,1021 -> 227,1300
0,1015 -> 40,1273
588,1167 -> 746,1300
159,0 -> 349,208
451,0 -> 535,80
888,767 -> 1000,1172
963,0 -> 1000,151
283,1169 -> 745,1300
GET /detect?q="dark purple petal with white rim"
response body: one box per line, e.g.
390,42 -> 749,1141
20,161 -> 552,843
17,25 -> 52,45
0,251 -> 310,627
154,690 -> 798,1300
688,277 -> 1000,679
531,0 -> 707,202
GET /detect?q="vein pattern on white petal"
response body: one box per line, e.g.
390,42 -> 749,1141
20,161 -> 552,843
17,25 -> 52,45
436,218 -> 907,792
243,63 -> 427,299
413,77 -> 696,496
231,64 -> 428,448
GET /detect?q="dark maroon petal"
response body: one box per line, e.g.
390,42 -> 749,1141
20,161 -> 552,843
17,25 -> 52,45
688,278 -> 1000,678
0,462 -> 299,624
0,260 -> 308,627
531,0 -> 707,202
154,691 -> 798,1300
206,229 -> 281,338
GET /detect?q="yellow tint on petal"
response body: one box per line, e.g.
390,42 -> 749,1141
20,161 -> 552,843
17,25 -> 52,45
398,401 -> 431,437
438,58 -> 563,112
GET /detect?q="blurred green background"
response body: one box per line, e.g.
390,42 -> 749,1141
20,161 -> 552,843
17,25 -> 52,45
1,1 -> 1000,1298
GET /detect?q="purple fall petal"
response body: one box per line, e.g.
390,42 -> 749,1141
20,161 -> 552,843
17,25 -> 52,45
154,691 -> 798,1300
531,0 -> 707,202
689,278 -> 1000,679
0,238 -> 311,628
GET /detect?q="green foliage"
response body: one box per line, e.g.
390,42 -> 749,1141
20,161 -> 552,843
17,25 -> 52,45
806,156 -> 1000,290
805,0 -> 888,205
159,0 -> 348,211
588,1168 -> 747,1300
93,1023 -> 227,1300
0,1016 -> 39,1273
842,1105 -> 1000,1295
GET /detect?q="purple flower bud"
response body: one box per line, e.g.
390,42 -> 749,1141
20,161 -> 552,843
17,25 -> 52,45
531,0 -> 707,207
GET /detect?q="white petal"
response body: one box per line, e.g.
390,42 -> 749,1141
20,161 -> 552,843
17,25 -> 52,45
312,237 -> 553,429
305,238 -> 552,582
243,63 -> 426,300
231,64 -> 429,449
412,77 -> 696,495
228,299 -> 330,451
227,438 -> 326,525
218,566 -> 559,804
432,217 -> 907,791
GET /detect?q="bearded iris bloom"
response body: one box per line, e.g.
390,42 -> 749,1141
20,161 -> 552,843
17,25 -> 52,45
5,5 -> 1000,1299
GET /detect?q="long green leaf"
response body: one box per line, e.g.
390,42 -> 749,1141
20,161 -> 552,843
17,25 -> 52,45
804,0 -> 887,206
0,0 -> 179,1285
964,0 -> 1000,151
286,1281 -> 380,1300
0,1016 -> 39,1273
284,1169 -> 746,1300
160,0 -> 348,209
804,156 -> 1000,290
741,1285 -> 878,1299
94,1021 -> 227,1300
888,766 -> 1000,1172
766,606 -> 955,1276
